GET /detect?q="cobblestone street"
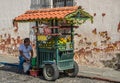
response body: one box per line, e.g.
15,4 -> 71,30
0,55 -> 114,83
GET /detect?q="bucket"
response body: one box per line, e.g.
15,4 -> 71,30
29,69 -> 40,77
31,58 -> 36,66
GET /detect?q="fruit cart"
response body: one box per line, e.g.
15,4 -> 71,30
13,6 -> 93,80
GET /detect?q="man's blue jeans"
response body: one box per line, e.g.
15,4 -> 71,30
18,56 -> 25,71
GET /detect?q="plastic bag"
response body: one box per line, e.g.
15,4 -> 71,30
23,62 -> 30,73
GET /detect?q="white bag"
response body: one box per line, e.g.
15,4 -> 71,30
23,62 -> 30,73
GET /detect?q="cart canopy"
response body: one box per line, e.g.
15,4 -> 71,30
13,6 -> 93,25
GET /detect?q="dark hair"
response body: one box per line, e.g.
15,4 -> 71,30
24,38 -> 30,43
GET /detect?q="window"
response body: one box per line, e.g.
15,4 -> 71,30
53,0 -> 74,7
30,0 -> 74,9
30,0 -> 51,9
41,0 -> 51,8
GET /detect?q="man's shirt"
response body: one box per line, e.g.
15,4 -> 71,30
19,44 -> 32,59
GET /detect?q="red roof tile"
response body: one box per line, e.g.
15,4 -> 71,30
14,6 -> 79,21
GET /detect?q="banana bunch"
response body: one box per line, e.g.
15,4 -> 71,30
58,38 -> 67,45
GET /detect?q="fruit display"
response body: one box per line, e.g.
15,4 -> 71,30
37,25 -> 73,50
58,38 -> 67,45
39,37 -> 73,50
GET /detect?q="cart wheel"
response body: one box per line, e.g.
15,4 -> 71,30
43,64 -> 59,81
64,61 -> 79,77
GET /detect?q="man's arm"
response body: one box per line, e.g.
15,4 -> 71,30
19,50 -> 29,61
30,49 -> 33,59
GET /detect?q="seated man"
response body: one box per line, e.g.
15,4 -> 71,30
18,38 -> 33,74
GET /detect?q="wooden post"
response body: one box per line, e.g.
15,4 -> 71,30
35,21 -> 39,68
54,19 -> 59,65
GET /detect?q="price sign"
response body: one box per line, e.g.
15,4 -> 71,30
37,35 -> 47,41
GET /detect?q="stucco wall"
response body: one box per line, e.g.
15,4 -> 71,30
0,0 -> 120,68
75,0 -> 120,41
0,0 -> 31,37
0,0 -> 30,27
0,0 -> 31,55
73,0 -> 120,49
74,0 -> 120,67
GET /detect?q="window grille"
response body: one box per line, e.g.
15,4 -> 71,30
53,0 -> 74,7
30,0 -> 74,9
31,0 -> 52,9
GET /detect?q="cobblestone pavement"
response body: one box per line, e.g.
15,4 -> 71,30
0,67 -> 113,83
0,55 -> 114,83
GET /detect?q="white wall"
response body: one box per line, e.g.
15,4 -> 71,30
0,0 -> 120,53
75,0 -> 120,42
0,0 -> 31,38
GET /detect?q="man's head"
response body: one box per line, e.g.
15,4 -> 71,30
24,38 -> 30,46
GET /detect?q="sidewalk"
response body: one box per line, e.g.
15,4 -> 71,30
78,65 -> 120,82
0,55 -> 18,63
0,55 -> 120,82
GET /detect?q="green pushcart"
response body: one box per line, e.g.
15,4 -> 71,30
14,6 -> 93,80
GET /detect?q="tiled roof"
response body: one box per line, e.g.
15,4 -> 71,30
14,6 -> 79,21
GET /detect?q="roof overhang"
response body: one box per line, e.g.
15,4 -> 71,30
14,6 -> 79,22
13,6 -> 93,25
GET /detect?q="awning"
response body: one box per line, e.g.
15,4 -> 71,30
13,6 -> 93,25
14,6 -> 79,22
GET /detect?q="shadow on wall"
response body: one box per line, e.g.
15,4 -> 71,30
30,0 -> 51,9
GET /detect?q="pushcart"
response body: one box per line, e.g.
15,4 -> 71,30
13,6 -> 93,80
